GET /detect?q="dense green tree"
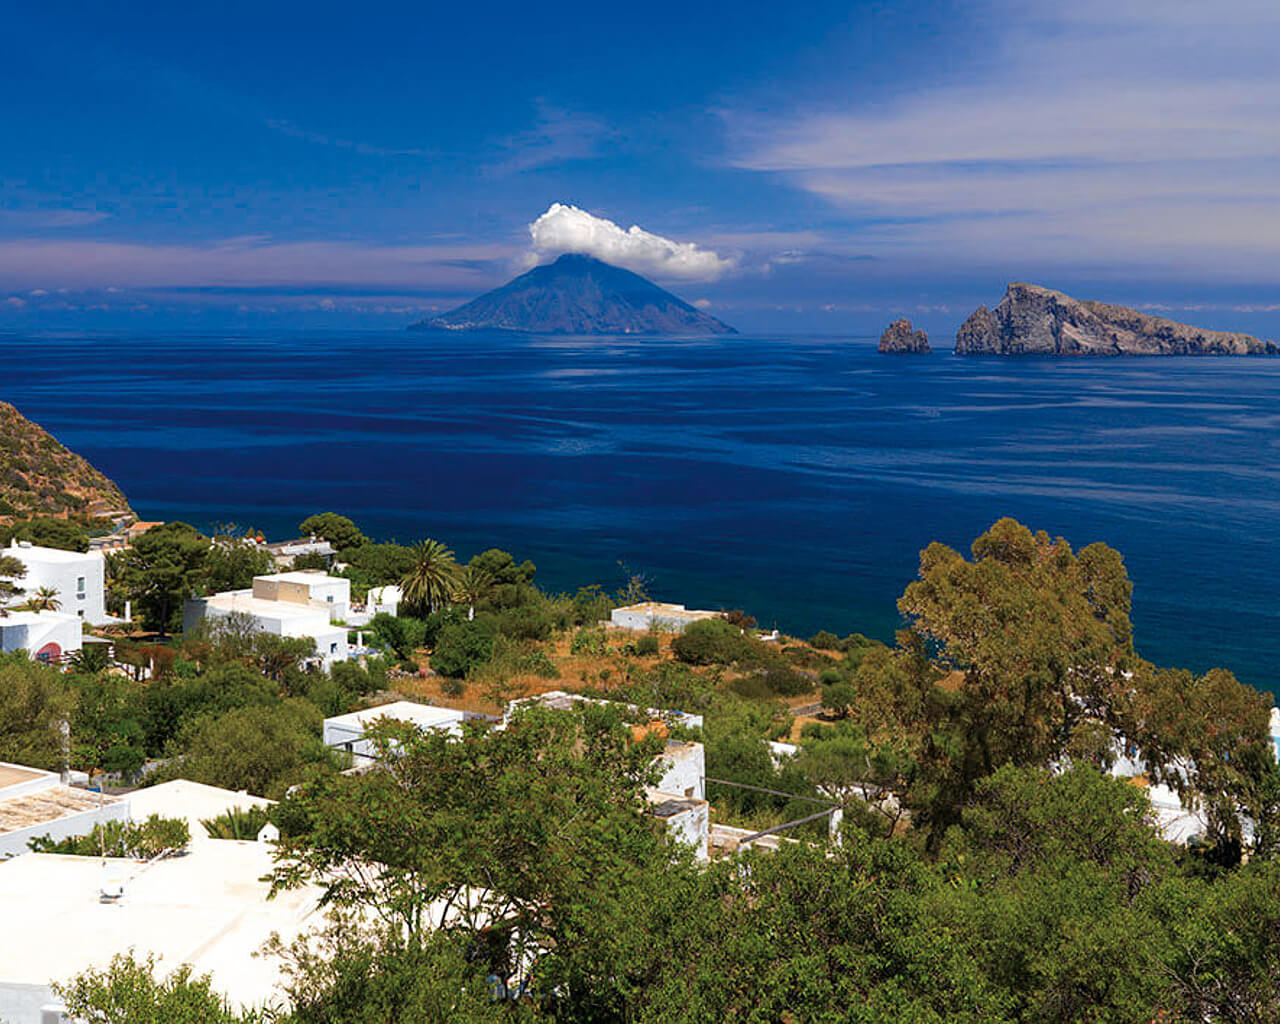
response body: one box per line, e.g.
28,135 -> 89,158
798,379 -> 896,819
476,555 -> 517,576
0,653 -> 74,770
270,704 -> 670,1015
116,521 -> 210,634
153,699 -> 336,798
0,515 -> 90,552
429,618 -> 494,678
299,512 -> 365,551
337,543 -> 416,600
670,617 -> 750,665
468,547 -> 535,586
400,538 -> 459,616
203,535 -> 275,592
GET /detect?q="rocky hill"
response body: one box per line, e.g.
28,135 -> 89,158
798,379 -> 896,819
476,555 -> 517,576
956,283 -> 1277,356
410,253 -> 736,336
878,319 -> 931,354
0,402 -> 132,524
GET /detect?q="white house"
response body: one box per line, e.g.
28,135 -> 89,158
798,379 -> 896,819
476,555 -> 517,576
0,795 -> 322,1024
184,585 -> 349,667
251,571 -> 350,622
347,584 -> 401,627
0,610 -> 83,664
323,701 -> 466,762
2,540 -> 107,625
610,601 -> 720,633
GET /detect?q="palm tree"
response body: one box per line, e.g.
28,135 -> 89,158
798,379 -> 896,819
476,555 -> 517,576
400,539 -> 460,616
454,565 -> 494,621
23,586 -> 62,613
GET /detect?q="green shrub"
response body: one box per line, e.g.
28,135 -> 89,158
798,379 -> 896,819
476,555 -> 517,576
821,681 -> 858,718
440,677 -> 465,697
635,633 -> 660,657
570,627 -> 607,656
29,814 -> 190,858
809,630 -> 842,650
671,618 -> 749,666
491,604 -> 555,642
818,668 -> 844,686
729,674 -> 774,700
201,805 -> 271,840
431,620 -> 495,678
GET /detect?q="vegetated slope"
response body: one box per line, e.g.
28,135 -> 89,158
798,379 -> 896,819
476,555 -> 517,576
0,402 -> 132,523
410,253 -> 737,336
956,282 -> 1277,356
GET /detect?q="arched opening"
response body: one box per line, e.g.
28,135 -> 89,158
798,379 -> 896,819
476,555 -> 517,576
35,642 -> 61,665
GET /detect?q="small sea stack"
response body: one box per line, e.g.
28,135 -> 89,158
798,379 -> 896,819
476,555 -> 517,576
878,318 -> 931,354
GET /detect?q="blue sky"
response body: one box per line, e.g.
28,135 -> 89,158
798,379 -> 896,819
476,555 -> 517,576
4,0 -> 1280,335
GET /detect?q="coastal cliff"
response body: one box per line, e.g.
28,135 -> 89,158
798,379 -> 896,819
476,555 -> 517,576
956,283 -> 1277,356
878,319 -> 931,354
0,402 -> 132,524
410,253 -> 736,336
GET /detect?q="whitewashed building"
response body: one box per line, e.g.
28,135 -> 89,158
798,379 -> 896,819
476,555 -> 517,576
0,610 -> 83,664
0,780 -> 322,1024
2,540 -> 106,625
251,570 -> 350,622
610,601 -> 720,633
184,570 -> 351,667
323,701 -> 466,762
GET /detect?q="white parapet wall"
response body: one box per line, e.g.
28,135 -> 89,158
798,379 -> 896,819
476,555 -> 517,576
0,764 -> 130,860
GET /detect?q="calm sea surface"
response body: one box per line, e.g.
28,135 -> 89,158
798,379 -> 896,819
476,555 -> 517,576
4,329 -> 1278,698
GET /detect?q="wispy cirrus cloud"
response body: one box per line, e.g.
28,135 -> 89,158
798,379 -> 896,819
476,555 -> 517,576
0,236 -> 516,292
0,208 -> 111,229
725,0 -> 1280,279
264,118 -> 429,158
487,102 -> 618,174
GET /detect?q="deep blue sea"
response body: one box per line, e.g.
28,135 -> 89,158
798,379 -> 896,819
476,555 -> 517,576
4,330 -> 1278,699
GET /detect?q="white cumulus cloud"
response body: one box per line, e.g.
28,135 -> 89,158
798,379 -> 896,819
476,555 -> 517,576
528,203 -> 735,281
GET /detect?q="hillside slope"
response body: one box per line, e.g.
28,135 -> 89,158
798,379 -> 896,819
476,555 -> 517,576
0,402 -> 132,523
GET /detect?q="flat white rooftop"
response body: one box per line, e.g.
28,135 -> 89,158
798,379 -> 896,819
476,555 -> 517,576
4,541 -> 98,565
203,590 -> 330,622
326,701 -> 465,732
126,779 -> 273,842
0,842 -> 321,1013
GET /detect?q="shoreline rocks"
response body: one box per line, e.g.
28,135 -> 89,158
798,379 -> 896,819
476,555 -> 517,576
878,318 -> 931,354
956,283 -> 1277,356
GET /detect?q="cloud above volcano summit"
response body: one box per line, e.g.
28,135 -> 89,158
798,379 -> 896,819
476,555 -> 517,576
528,203 -> 735,282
